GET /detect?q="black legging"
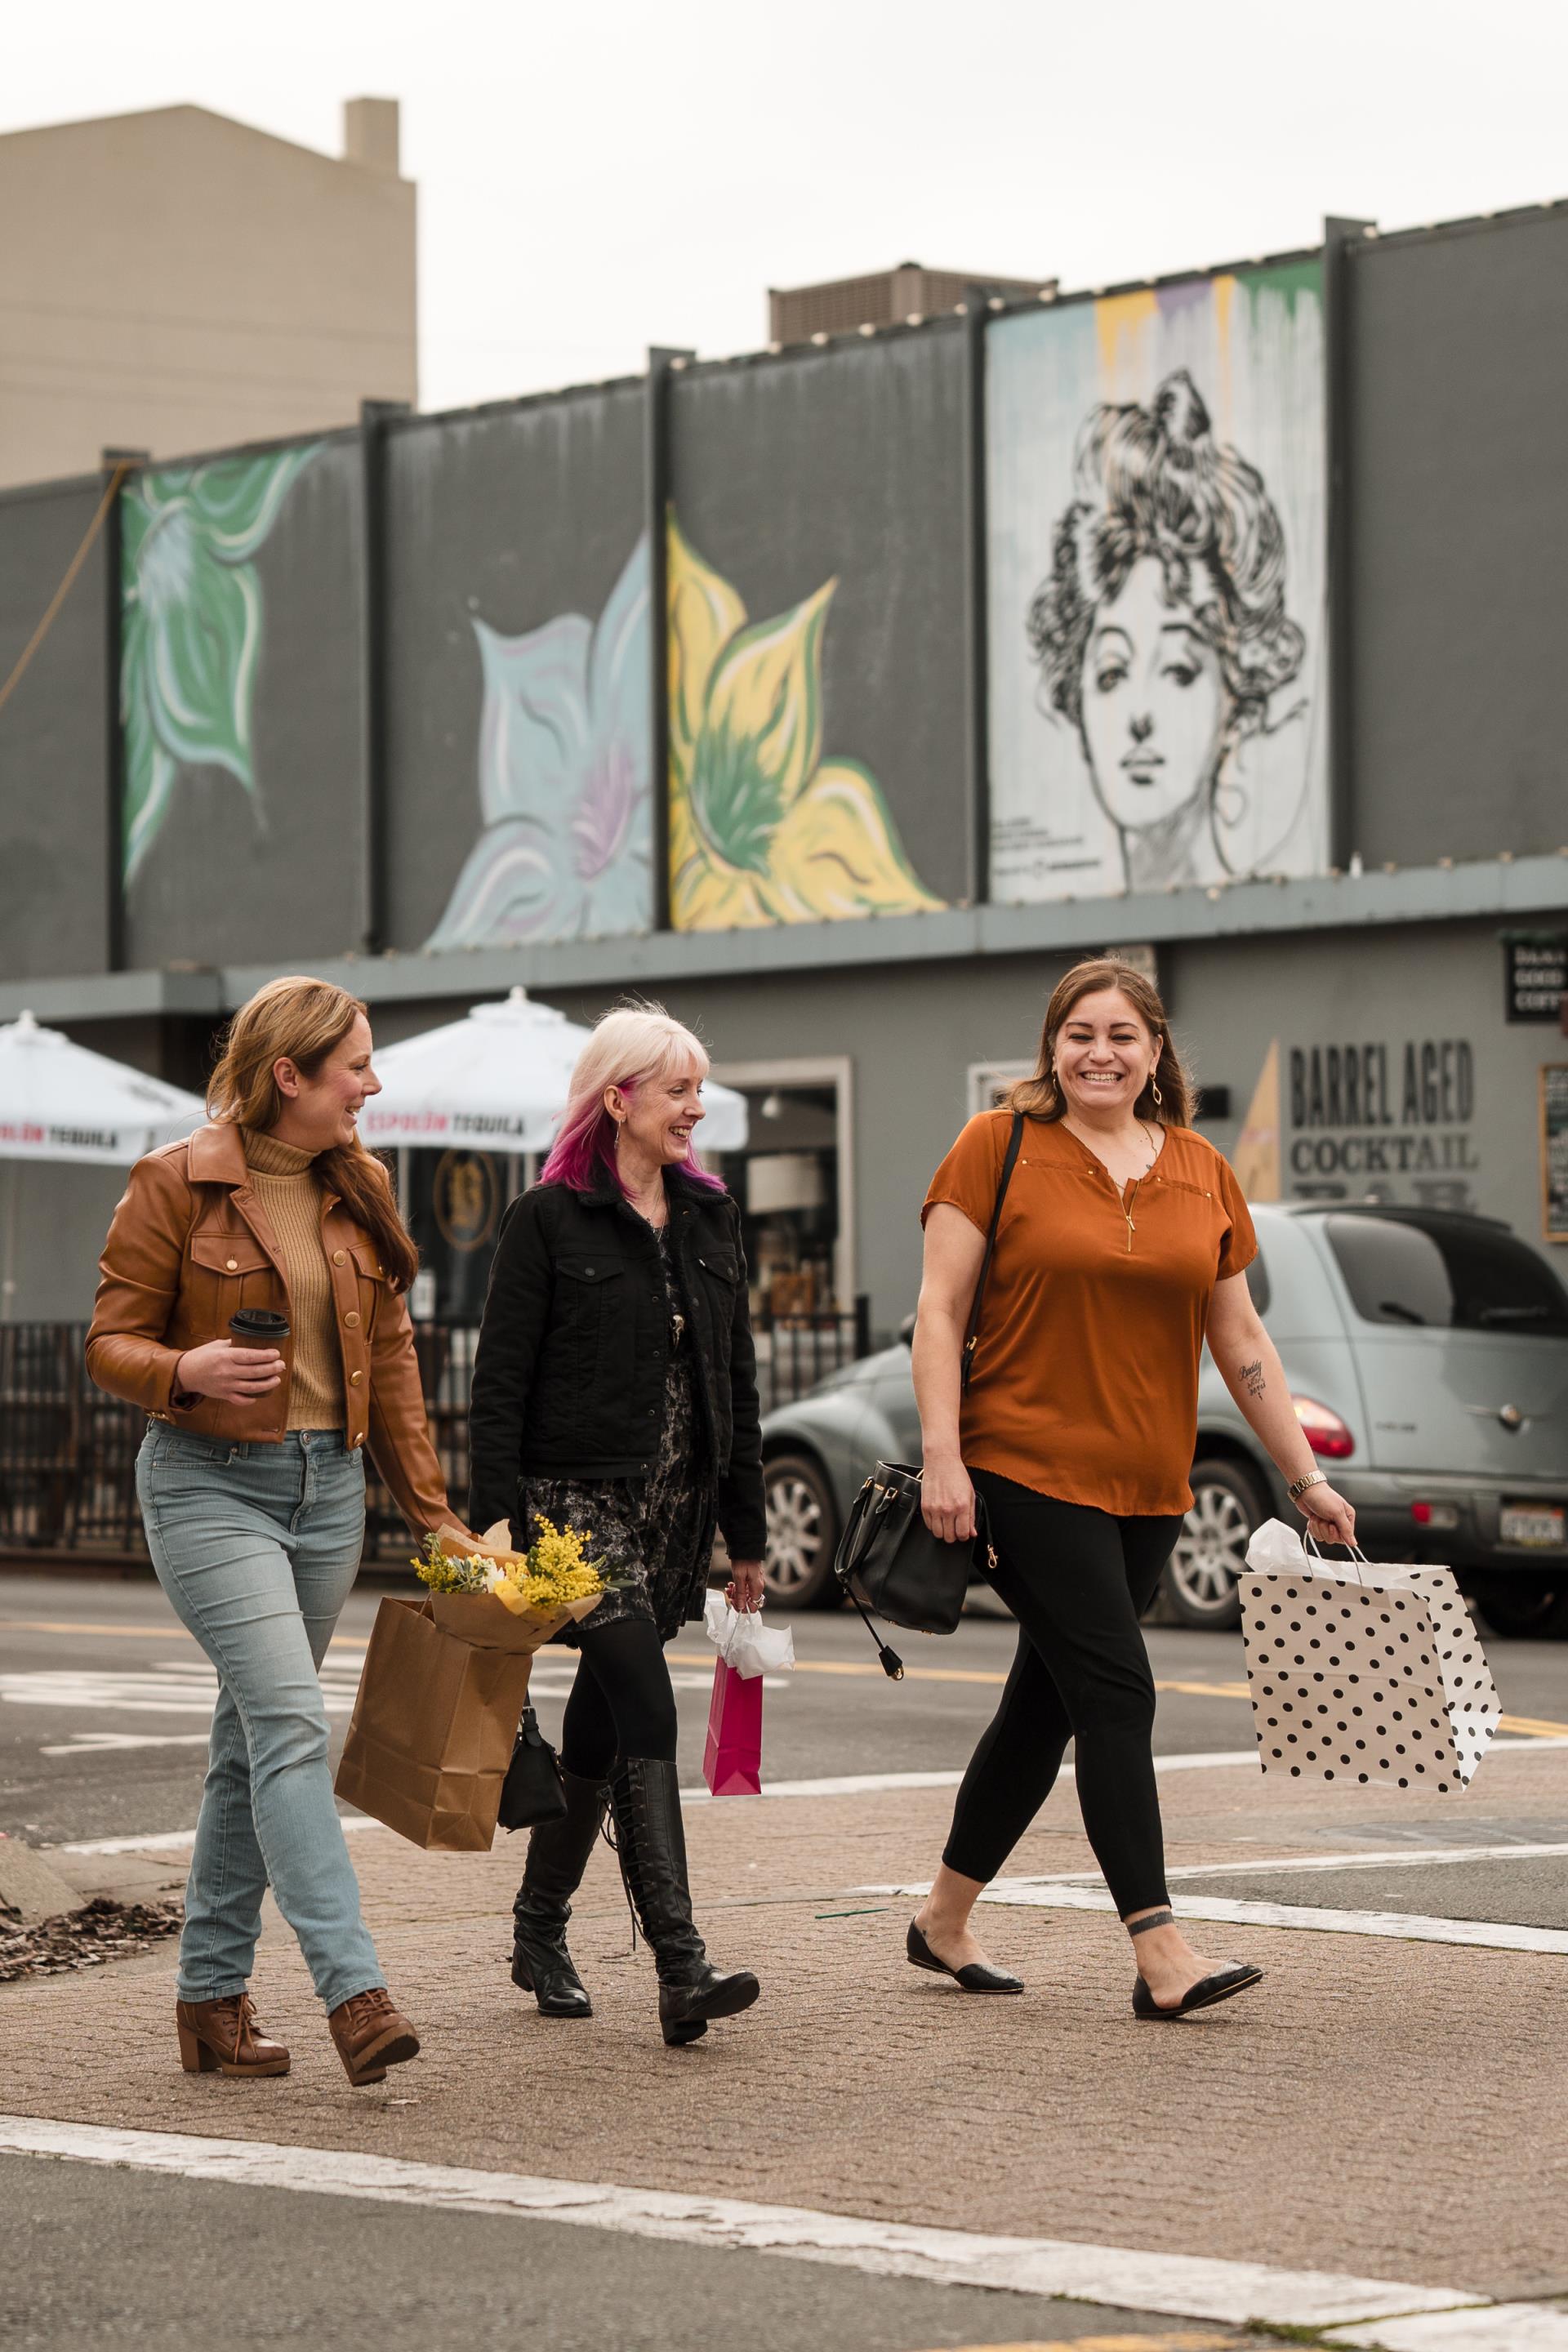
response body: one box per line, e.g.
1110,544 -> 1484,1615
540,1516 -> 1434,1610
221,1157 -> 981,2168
558,1618 -> 679,1780
942,1471 -> 1183,1918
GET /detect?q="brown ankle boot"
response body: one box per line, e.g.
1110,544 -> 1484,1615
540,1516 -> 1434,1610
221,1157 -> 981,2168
327,1988 -> 420,2086
176,1995 -> 290,2078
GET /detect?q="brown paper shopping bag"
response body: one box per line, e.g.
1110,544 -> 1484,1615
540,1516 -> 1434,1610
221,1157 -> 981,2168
335,1582 -> 604,1851
334,1596 -> 536,1851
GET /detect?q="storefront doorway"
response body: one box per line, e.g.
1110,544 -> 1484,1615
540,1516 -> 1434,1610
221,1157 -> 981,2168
709,1057 -> 853,1317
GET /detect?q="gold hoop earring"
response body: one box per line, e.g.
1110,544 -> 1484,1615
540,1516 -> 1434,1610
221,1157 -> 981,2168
1151,1076 -> 1164,1109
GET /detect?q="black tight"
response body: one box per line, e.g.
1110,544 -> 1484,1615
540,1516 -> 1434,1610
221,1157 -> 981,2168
942,1472 -> 1182,1918
558,1617 -> 679,1780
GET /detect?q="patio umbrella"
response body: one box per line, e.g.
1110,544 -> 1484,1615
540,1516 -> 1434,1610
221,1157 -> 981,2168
0,1011 -> 207,1165
361,987 -> 749,1155
0,1010 -> 207,1316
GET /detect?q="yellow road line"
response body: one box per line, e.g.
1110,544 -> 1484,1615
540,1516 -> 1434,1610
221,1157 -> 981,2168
670,1651 -> 1252,1698
1151,1679 -> 1250,1699
667,1650 -> 1006,1686
0,1617 -> 372,1655
0,1618 -> 196,1641
1499,1712 -> 1568,1738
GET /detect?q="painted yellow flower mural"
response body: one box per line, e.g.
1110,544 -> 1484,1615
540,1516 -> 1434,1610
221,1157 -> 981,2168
667,519 -> 946,929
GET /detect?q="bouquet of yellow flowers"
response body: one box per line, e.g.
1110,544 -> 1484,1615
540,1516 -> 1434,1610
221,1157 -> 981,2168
411,1517 -> 606,1650
416,1517 -> 601,1614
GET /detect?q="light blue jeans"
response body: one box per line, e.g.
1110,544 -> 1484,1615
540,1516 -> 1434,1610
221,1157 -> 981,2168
136,1422 -> 385,2012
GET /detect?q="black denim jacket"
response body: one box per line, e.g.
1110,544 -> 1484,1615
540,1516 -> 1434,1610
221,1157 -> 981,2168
466,1169 -> 766,1561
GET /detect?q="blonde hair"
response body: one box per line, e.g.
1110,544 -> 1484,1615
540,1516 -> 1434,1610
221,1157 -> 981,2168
541,1000 -> 724,1192
207,976 -> 419,1289
1006,958 -> 1195,1128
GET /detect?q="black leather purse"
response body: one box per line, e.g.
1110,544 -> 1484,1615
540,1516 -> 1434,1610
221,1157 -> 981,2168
833,1114 -> 1025,1677
497,1705 -> 568,1832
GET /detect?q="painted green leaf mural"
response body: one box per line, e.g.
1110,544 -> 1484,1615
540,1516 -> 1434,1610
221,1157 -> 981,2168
120,445 -> 319,880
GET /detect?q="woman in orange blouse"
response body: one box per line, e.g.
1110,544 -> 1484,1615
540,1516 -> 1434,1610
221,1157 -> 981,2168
911,958 -> 1355,2018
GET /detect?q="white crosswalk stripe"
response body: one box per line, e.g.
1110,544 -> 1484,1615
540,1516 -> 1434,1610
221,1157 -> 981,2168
0,1661 -> 366,1717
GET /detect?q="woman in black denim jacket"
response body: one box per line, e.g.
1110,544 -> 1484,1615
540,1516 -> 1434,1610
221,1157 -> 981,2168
468,1004 -> 765,2048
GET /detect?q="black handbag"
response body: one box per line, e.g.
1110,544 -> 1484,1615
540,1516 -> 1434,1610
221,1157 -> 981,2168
833,1113 -> 1025,1677
497,1705 -> 568,1832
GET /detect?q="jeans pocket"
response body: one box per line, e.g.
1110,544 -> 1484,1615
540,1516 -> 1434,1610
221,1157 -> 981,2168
156,1428 -> 239,1470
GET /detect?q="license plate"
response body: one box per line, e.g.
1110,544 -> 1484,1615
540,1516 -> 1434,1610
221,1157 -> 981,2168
1500,1504 -> 1566,1549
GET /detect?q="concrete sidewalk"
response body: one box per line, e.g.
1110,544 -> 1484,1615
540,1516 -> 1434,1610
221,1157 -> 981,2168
4,1744 -> 1566,2325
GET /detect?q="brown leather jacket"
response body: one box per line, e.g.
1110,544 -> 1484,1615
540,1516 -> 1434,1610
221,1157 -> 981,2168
87,1122 -> 452,1537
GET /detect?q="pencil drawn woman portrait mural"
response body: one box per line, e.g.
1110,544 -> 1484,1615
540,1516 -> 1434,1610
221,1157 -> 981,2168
987,266 -> 1328,901
1029,371 -> 1307,892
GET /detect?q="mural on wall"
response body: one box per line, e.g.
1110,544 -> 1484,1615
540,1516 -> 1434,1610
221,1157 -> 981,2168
987,267 -> 1327,902
426,535 -> 653,947
120,446 -> 320,881
668,517 -> 946,930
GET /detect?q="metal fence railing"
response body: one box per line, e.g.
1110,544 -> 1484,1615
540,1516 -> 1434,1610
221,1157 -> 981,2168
1,1302 -> 874,1564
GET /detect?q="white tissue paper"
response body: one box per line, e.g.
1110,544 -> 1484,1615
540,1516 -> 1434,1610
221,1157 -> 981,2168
702,1591 -> 796,1680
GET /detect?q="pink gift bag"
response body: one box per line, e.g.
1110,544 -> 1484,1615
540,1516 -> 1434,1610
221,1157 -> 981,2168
702,1656 -> 763,1797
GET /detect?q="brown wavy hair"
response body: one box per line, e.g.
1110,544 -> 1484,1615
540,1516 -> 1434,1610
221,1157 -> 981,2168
207,977 -> 418,1292
1005,958 -> 1194,1128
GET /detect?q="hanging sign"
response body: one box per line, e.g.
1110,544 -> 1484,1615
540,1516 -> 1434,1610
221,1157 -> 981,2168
1503,933 -> 1568,1023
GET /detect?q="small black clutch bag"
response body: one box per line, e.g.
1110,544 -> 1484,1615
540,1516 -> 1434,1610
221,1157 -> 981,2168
497,1705 -> 567,1832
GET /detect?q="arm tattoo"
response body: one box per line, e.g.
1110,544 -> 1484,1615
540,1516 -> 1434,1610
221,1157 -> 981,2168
1241,1357 -> 1266,1399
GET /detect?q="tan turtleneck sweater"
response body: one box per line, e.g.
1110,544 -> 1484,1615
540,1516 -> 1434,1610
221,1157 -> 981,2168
242,1129 -> 344,1432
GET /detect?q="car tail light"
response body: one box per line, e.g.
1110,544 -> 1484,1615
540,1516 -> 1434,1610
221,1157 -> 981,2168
1291,1396 -> 1355,1459
1411,1500 -> 1459,1530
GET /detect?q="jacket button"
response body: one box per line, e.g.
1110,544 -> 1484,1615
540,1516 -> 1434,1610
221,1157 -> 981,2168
332,1249 -> 347,1266
225,1258 -> 238,1272
584,1265 -> 595,1276
350,1369 -> 363,1386
345,1310 -> 361,1329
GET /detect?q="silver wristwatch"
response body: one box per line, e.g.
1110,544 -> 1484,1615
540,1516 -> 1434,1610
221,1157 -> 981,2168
1288,1469 -> 1328,1502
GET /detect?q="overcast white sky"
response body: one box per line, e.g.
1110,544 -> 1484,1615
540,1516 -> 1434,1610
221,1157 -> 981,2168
7,0 -> 1568,414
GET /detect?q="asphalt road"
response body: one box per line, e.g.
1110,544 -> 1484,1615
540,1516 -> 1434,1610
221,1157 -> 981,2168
0,2153 -> 1279,2352
2,1569 -> 1566,1851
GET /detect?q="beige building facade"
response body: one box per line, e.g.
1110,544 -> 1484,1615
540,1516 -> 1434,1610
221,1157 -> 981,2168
0,98 -> 416,489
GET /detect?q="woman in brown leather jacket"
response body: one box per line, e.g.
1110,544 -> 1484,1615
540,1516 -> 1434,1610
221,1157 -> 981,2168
87,977 -> 468,2087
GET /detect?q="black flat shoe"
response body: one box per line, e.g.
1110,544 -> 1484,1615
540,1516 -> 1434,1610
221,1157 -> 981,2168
1132,1963 -> 1263,2020
906,1918 -> 1023,1994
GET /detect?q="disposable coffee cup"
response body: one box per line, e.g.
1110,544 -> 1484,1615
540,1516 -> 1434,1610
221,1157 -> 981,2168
229,1308 -> 290,1351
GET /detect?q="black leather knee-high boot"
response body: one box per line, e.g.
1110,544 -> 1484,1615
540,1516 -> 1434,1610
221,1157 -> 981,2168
608,1755 -> 760,2046
511,1767 -> 608,2018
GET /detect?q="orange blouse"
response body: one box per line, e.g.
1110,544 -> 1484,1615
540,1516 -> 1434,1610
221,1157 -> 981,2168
922,1111 -> 1258,1517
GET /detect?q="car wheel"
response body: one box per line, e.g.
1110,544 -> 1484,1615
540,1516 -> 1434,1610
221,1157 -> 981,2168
1165,1459 -> 1265,1630
1468,1573 -> 1568,1641
762,1453 -> 841,1610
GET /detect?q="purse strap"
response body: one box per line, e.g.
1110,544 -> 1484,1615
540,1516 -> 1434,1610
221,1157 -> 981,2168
960,1111 -> 1025,1395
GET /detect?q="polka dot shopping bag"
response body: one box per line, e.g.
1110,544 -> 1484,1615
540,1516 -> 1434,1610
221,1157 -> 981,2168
1240,1519 -> 1499,1791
